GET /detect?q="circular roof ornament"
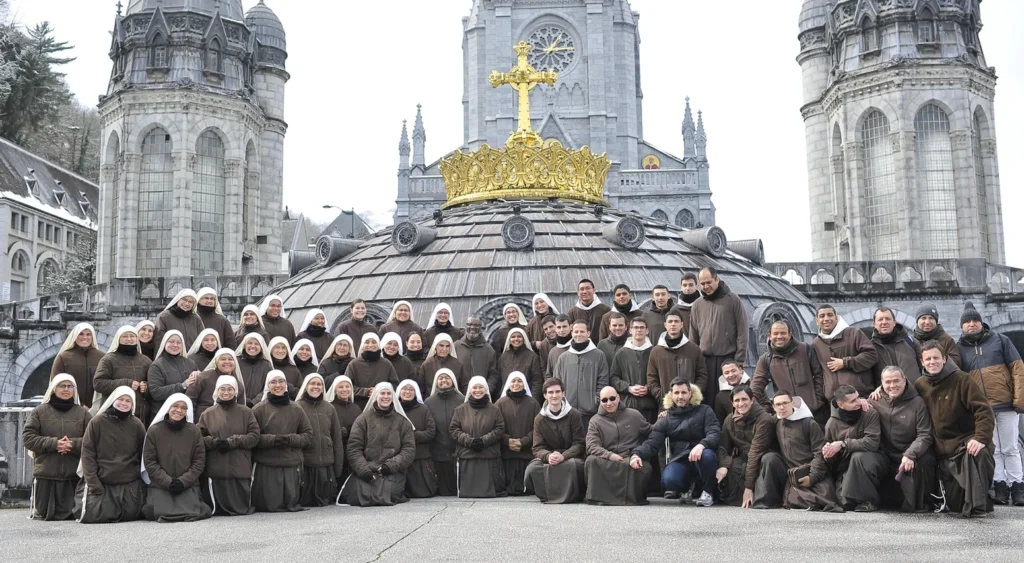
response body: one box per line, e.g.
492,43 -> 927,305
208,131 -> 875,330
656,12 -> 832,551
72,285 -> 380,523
602,217 -> 646,250
681,226 -> 728,258
314,235 -> 362,267
391,221 -> 437,254
502,216 -> 535,250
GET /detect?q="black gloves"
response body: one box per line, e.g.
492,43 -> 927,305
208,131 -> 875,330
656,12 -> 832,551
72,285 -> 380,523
215,439 -> 230,453
274,435 -> 289,447
379,464 -> 393,476
470,438 -> 485,451
168,478 -> 184,494
359,471 -> 375,483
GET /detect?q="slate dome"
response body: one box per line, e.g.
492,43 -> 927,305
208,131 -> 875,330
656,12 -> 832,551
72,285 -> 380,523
272,200 -> 819,363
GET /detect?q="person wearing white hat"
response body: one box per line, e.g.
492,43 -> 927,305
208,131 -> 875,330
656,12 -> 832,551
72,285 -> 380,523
291,338 -> 320,378
526,293 -> 559,345
377,300 -> 423,345
268,336 -> 302,398
260,294 -> 297,346
424,368 -> 464,496
325,375 -> 361,441
235,333 -> 273,406
251,371 -> 313,512
297,308 -> 335,361
188,348 -> 248,421
188,328 -> 222,369
136,320 -> 157,361
345,333 -> 399,409
450,375 -> 506,498
498,328 -> 543,399
490,303 -> 528,357
234,304 -> 270,345
341,382 -> 416,507
141,394 -> 211,522
318,335 -> 356,389
422,302 -> 464,351
147,330 -> 201,421
396,379 -> 437,498
75,386 -> 147,523
154,289 -> 205,351
295,373 -> 345,507
50,323 -> 104,409
380,332 -> 419,390
92,325 -> 151,420
420,333 -> 469,396
23,374 -> 92,520
196,375 -> 259,516
195,287 -> 235,351
494,372 -> 540,496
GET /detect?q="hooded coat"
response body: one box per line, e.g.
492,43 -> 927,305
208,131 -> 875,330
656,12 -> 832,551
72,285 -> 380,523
812,321 -> 879,398
871,326 -> 922,385
93,345 -> 152,421
343,398 -> 416,506
912,324 -> 961,368
567,301 -> 611,345
51,325 -> 104,409
495,387 -> 540,463
610,340 -> 658,416
752,340 -> 826,414
252,394 -> 314,468
776,397 -> 842,512
642,297 -> 676,345
585,404 -> 652,505
716,403 -> 778,494
450,383 -> 506,498
527,401 -> 586,503
553,341 -> 609,419
957,325 -> 1024,411
688,281 -> 749,365
646,333 -> 707,401
80,399 -> 147,489
455,334 -> 500,395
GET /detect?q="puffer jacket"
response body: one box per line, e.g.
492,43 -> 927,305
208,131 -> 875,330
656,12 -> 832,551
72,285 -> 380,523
297,396 -> 345,472
346,404 -> 416,476
23,402 -> 92,479
958,325 -> 1024,411
633,393 -> 720,464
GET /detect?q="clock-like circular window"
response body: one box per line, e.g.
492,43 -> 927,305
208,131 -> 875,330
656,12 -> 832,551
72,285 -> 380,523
527,25 -> 577,74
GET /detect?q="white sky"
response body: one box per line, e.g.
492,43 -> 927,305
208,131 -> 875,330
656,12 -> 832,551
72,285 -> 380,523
9,0 -> 1024,265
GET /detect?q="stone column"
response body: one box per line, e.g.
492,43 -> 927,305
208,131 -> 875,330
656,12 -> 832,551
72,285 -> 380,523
493,5 -> 515,142
223,158 -> 243,275
171,150 -> 194,277
830,151 -> 846,257
950,129 -> 976,258
586,2 -> 608,155
981,138 -> 1004,264
894,130 -> 915,259
122,153 -> 142,278
96,162 -> 118,282
843,140 -> 865,260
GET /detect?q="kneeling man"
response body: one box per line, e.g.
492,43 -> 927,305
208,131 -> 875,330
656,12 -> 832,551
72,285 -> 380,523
525,378 -> 586,503
824,385 -> 888,512
585,387 -> 652,505
716,385 -> 786,508
773,391 -> 843,512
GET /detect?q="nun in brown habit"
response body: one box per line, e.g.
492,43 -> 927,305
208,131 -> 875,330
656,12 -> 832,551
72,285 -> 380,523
450,375 -> 507,498
75,386 -> 147,523
420,333 -> 470,395
295,373 -> 345,507
381,331 -> 419,390
50,323 -> 104,409
318,334 -> 355,388
292,338 -> 321,378
234,304 -> 271,345
340,383 -> 416,507
187,328 -> 222,371
498,328 -> 544,399
23,374 -> 92,520
326,374 -> 361,487
424,368 -> 464,496
268,336 -> 302,398
251,370 -> 314,512
405,333 -> 427,373
187,348 -> 248,421
345,333 -> 399,410
141,394 -> 211,523
154,289 -> 206,351
396,379 -> 438,498
495,372 -> 540,495
146,330 -> 201,421
235,333 -> 273,406
92,325 -> 151,421
297,308 -> 335,360
136,320 -> 157,361
197,375 -> 260,516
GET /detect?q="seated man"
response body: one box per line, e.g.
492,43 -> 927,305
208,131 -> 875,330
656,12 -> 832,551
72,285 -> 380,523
823,385 -> 888,512
916,341 -> 995,518
713,360 -> 750,424
715,385 -> 786,508
585,386 -> 652,505
869,366 -> 936,513
525,378 -> 586,504
631,377 -> 720,507
773,390 -> 843,512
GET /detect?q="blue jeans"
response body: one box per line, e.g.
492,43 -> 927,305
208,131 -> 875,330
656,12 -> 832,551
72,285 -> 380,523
662,449 -> 718,496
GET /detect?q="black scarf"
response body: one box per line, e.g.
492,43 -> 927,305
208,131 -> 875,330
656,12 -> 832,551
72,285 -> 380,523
197,303 -> 217,316
373,401 -> 394,415
216,397 -> 236,407
613,301 -> 635,314
169,304 -> 191,319
304,324 -> 326,337
960,328 -> 989,347
924,362 -> 958,386
49,395 -> 75,412
400,399 -> 418,410
268,392 -> 290,406
651,298 -> 676,314
272,356 -> 290,369
407,349 -> 426,361
295,357 -> 313,370
679,291 -> 700,305
302,392 -> 323,403
664,333 -> 683,348
703,281 -> 731,302
117,343 -> 138,356
106,406 -> 131,420
195,348 -> 216,364
834,402 -> 863,424
914,324 -> 946,342
468,395 -> 489,409
165,417 -> 186,431
241,350 -> 262,364
435,386 -> 454,397
609,332 -> 628,346
770,338 -> 798,357
570,340 -> 590,352
507,389 -> 527,399
434,322 -> 453,333
556,334 -> 572,345
335,358 -> 352,373
383,350 -> 401,361
872,325 -> 908,345
139,339 -> 155,359
362,349 -> 382,362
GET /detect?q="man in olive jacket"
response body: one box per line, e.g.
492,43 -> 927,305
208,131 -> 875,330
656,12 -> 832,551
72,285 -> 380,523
689,267 -> 749,406
752,320 -> 827,426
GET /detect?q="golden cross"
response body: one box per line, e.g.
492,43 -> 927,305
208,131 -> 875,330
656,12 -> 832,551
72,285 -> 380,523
489,42 -> 558,136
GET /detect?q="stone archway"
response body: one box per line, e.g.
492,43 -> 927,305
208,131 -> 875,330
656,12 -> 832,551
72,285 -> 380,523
988,322 -> 1024,358
474,296 -> 534,340
842,306 -> 915,331
1,326 -> 117,403
331,303 -> 390,333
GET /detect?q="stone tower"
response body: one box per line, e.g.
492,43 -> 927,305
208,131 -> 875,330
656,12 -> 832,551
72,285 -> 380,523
798,0 -> 1003,263
96,0 -> 289,282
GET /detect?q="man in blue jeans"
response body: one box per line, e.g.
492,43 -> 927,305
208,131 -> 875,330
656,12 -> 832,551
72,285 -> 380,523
631,377 -> 721,506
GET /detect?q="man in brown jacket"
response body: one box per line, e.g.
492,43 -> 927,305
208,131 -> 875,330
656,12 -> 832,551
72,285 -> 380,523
823,385 -> 888,512
567,279 -> 611,346
916,341 -> 995,518
668,273 -> 700,337
869,366 -> 935,513
912,303 -> 961,368
811,305 -> 878,398
599,284 -> 643,341
641,284 -> 676,345
525,378 -> 586,504
690,267 -> 749,406
647,311 -> 706,403
752,320 -> 827,426
869,307 -> 921,394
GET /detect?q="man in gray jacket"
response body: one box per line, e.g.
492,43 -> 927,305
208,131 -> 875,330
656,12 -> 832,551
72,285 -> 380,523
554,320 -> 610,429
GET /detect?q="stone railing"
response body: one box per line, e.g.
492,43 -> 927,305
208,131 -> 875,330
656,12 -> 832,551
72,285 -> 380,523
408,176 -> 446,196
615,169 -> 698,193
0,275 -> 287,331
765,259 -> 1024,296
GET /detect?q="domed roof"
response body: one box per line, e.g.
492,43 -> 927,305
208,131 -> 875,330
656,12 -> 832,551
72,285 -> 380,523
272,201 -> 819,360
799,0 -> 831,33
125,0 -> 244,21
246,0 -> 286,52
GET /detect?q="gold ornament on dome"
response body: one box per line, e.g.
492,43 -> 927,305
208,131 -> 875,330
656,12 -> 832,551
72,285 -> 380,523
440,42 -> 611,209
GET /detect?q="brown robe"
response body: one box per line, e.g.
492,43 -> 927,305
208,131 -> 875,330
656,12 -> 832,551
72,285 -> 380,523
610,345 -> 658,417
378,319 -> 423,344
262,314 -> 297,346
384,353 -> 421,392
297,329 -> 335,361
812,327 -> 879,398
234,324 -> 270,348
76,410 -> 147,523
524,314 -> 550,345
196,400 -> 259,516
454,336 -> 500,396
584,405 -> 652,505
93,351 -> 152,420
776,407 -> 843,512
598,306 -> 642,341
536,338 -> 557,376
23,402 -> 92,521
421,354 -> 470,395
490,323 -> 525,357
871,327 -> 922,384
51,347 -> 104,408
343,405 -> 416,506
717,403 -> 784,507
568,303 -> 612,345
450,399 -> 506,498
251,397 -> 314,513
155,309 -> 206,351
236,355 -> 273,406
330,399 -> 362,441
688,281 -> 749,365
499,346 -> 544,399
402,401 -> 438,498
147,353 -> 200,414
646,337 -> 707,401
271,360 -> 303,399
142,421 -> 210,522
824,407 -> 888,506
641,298 -> 676,345
495,393 -> 540,495
337,318 -> 377,345
198,310 -> 235,351
345,358 -> 399,409
752,341 -> 827,416
297,396 -> 346,507
186,369 -> 247,422
422,324 -> 465,351
526,406 -> 586,504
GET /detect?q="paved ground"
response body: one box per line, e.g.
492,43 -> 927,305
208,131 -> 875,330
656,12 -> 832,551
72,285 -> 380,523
3,497 -> 1022,562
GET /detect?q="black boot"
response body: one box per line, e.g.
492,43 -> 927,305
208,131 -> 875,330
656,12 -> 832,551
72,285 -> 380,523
992,481 -> 1010,505
1011,482 -> 1024,506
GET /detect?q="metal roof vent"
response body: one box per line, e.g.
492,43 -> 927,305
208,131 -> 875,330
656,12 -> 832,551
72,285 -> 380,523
681,226 -> 728,258
391,221 -> 436,254
602,217 -> 646,250
315,235 -> 361,267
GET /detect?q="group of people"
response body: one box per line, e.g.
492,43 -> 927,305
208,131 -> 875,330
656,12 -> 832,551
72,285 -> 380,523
22,269 -> 1023,522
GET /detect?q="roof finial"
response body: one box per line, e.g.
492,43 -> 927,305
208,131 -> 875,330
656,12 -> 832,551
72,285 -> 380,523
116,1 -> 123,16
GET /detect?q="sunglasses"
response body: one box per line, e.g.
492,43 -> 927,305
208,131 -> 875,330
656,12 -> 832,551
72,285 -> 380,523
600,396 -> 618,403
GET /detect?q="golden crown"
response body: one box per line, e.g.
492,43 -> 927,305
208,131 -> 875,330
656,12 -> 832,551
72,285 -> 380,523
440,42 -> 611,209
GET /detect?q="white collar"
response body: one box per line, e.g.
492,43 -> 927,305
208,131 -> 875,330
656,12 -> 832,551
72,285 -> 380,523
624,338 -> 652,351
574,296 -> 603,311
540,400 -> 573,420
567,340 -> 598,355
718,373 -> 751,392
818,317 -> 851,340
657,332 -> 690,349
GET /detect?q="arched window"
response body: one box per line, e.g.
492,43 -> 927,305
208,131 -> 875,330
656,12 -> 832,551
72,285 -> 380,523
651,209 -> 668,222
11,250 -> 28,275
206,39 -> 221,73
860,110 -> 899,259
192,130 -> 226,275
138,128 -> 173,278
860,17 -> 879,53
37,259 -> 59,295
973,111 -> 990,259
675,209 -> 695,229
150,33 -> 167,68
9,250 -> 28,301
914,103 -> 958,258
917,8 -> 936,44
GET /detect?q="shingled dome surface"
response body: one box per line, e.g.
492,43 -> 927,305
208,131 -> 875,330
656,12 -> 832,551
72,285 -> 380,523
272,201 -> 817,362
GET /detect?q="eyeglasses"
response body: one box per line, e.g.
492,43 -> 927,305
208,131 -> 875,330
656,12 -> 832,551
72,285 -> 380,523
600,396 -> 617,403
56,384 -> 75,390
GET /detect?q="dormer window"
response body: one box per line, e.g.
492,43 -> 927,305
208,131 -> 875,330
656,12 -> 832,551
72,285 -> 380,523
54,190 -> 65,205
206,39 -> 221,73
79,199 -> 91,215
918,8 -> 936,44
860,17 -> 880,55
150,33 -> 168,68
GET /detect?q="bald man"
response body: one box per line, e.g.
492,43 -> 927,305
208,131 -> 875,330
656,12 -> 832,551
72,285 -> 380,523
584,386 -> 652,505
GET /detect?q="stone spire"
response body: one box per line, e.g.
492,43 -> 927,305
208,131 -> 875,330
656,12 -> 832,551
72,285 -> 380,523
696,110 -> 707,158
412,104 -> 426,167
399,119 -> 411,169
682,96 -> 695,158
